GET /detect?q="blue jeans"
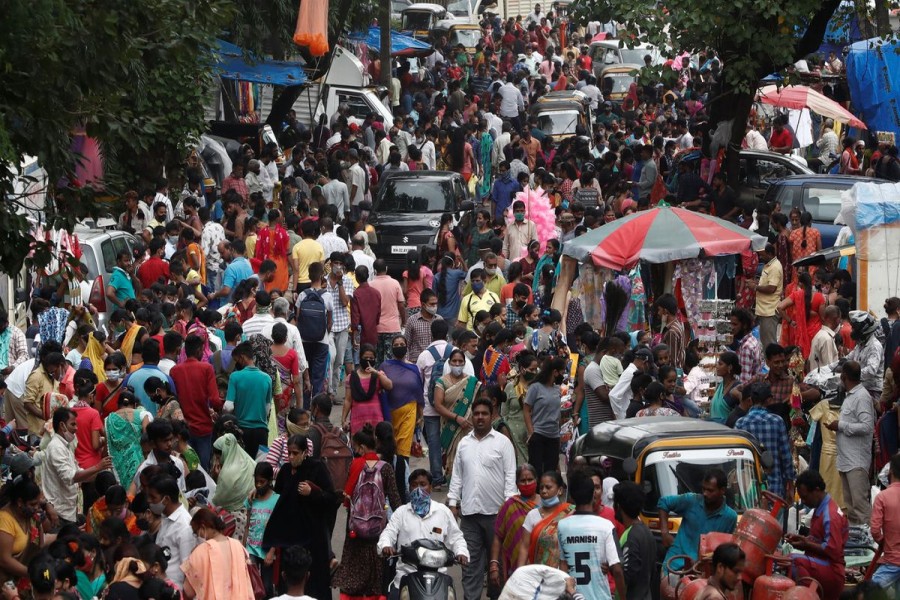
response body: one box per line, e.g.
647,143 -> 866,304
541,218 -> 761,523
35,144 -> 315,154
190,434 -> 212,471
424,416 -> 445,484
872,563 -> 900,593
303,341 -> 329,408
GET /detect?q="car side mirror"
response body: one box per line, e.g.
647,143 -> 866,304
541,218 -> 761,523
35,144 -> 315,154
760,450 -> 774,470
623,457 -> 638,476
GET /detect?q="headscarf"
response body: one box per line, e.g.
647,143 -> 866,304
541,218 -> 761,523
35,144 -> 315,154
111,557 -> 147,586
211,433 -> 256,511
82,332 -> 107,382
38,307 -> 69,346
248,334 -> 278,386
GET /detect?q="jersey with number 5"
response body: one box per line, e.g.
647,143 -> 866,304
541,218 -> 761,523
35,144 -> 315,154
557,513 -> 620,600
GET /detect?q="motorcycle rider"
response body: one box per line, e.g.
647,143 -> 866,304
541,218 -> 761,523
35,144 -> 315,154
378,469 -> 469,597
828,311 -> 884,399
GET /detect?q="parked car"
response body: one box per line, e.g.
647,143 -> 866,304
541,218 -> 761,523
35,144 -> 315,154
737,149 -> 813,208
367,171 -> 472,274
761,174 -> 875,247
75,228 -> 140,331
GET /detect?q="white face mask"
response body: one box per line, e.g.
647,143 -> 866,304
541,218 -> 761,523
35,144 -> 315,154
423,305 -> 437,316
465,351 -> 476,360
105,370 -> 121,381
450,365 -> 464,376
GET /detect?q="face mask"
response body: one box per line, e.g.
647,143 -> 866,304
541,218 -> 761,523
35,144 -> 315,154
104,370 -> 121,381
149,501 -> 165,516
392,345 -> 408,359
554,373 -> 564,385
117,508 -> 128,520
472,281 -> 485,293
20,506 -> 35,520
409,487 -> 432,518
423,305 -> 437,316
255,485 -> 270,497
135,517 -> 151,532
541,495 -> 561,508
361,358 -> 375,369
485,267 -> 498,276
168,236 -> 178,246
81,554 -> 94,573
518,481 -> 537,497
523,370 -> 537,382
465,351 -> 476,360
450,365 -> 464,376
515,213 -> 526,222
60,428 -> 75,443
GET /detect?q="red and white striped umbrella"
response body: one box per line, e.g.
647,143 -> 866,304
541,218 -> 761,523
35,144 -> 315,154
758,84 -> 867,129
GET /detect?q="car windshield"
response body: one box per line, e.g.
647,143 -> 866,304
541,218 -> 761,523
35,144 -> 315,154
802,186 -> 845,223
536,110 -> 581,136
450,29 -> 481,47
602,73 -> 634,94
402,12 -> 432,30
620,48 -> 657,64
641,448 -> 761,514
375,178 -> 455,213
447,0 -> 470,16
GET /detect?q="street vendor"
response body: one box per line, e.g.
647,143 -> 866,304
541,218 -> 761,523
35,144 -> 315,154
658,468 -> 738,572
786,469 -> 848,600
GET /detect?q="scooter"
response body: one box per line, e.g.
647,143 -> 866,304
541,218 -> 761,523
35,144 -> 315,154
397,539 -> 457,600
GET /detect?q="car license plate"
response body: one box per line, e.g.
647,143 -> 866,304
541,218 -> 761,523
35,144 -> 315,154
391,245 -> 417,254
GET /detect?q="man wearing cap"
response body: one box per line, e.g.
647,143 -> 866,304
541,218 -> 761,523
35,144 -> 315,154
609,347 -> 653,420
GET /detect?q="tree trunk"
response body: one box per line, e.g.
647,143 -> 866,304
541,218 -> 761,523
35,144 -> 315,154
380,4 -> 392,88
874,0 -> 891,36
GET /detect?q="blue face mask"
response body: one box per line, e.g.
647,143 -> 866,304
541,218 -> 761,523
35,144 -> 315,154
471,281 -> 485,293
541,495 -> 561,508
410,486 -> 432,517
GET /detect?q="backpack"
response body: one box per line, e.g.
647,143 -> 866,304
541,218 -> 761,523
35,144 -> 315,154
297,288 -> 328,342
312,422 -> 353,491
427,344 -> 455,406
212,350 -> 236,399
348,461 -> 388,541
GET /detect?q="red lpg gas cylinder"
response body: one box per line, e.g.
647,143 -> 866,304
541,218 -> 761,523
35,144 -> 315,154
698,532 -> 736,576
781,578 -> 823,600
734,491 -> 788,585
675,576 -> 709,600
663,555 -> 698,600
749,574 -> 796,600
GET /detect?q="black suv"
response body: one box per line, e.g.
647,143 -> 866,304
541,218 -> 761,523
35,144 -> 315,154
367,171 -> 471,273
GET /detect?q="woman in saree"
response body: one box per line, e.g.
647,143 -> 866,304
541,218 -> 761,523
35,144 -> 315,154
380,334 -> 425,459
433,349 -> 482,480
776,271 -> 826,359
210,433 -> 255,541
182,508 -> 254,600
489,464 -> 539,592
110,310 -> 147,368
105,391 -> 150,487
95,352 -> 128,418
516,470 -> 573,568
271,323 -> 302,414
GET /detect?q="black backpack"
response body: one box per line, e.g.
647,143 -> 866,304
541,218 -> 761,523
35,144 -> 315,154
426,344 -> 455,406
297,288 -> 328,342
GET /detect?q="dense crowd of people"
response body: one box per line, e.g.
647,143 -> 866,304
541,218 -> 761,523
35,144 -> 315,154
1,5 -> 900,600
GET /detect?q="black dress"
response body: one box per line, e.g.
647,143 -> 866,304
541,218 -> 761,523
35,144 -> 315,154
263,457 -> 336,600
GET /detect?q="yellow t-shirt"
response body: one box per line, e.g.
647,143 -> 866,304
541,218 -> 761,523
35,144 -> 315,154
245,233 -> 258,260
290,239 -> 325,285
0,510 -> 28,555
755,258 -> 783,317
457,291 -> 500,329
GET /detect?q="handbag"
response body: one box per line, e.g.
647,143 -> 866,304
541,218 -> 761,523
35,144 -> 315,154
248,561 -> 266,600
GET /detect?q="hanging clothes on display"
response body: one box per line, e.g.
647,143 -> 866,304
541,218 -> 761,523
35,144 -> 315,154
672,258 -> 716,326
294,0 -> 330,57
627,265 -> 647,332
575,262 -> 612,332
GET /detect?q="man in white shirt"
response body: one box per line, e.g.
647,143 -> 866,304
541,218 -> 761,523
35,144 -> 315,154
525,3 -> 542,26
317,216 -> 349,258
347,149 -> 367,207
41,407 -> 112,524
260,152 -> 278,202
264,297 -> 309,371
322,166 -> 350,217
675,120 -> 694,150
419,131 -> 437,170
148,475 -> 197,587
379,469 -> 469,591
743,123 -> 769,151
447,397 -> 517,600
350,235 -> 375,281
608,347 -> 652,419
242,290 -> 277,339
581,75 -> 603,110
497,77 -> 525,127
153,178 -> 174,222
809,305 -> 840,372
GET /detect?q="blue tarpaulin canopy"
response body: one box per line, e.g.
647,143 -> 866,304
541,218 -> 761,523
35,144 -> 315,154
348,27 -> 433,57
846,37 -> 900,140
212,39 -> 307,86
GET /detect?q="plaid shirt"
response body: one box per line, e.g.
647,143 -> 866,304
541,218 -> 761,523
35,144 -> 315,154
735,406 -> 796,497
505,300 -> 523,329
737,334 -> 763,383
2,327 -> 28,371
742,371 -> 794,404
406,313 -> 443,364
326,275 -> 354,333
